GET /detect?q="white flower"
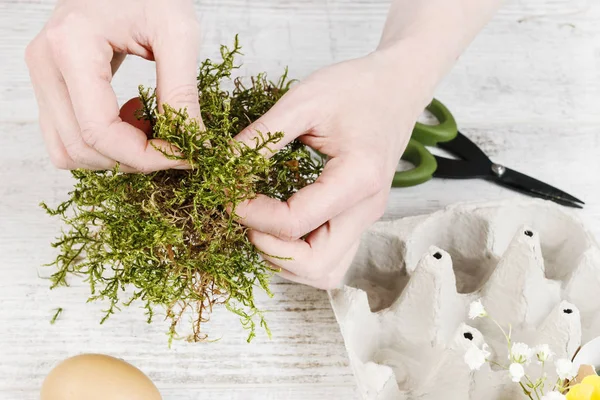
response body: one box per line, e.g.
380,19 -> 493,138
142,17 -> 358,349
555,358 -> 578,380
535,344 -> 554,363
481,343 -> 491,357
541,391 -> 566,400
510,342 -> 533,364
509,362 -> 525,382
464,343 -> 490,370
468,300 -> 487,319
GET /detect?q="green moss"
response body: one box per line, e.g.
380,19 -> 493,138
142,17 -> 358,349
50,307 -> 63,325
41,36 -> 323,344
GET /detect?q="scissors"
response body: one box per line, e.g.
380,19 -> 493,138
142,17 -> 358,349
393,98 -> 584,208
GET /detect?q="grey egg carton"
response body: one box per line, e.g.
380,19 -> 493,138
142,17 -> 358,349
328,199 -> 600,400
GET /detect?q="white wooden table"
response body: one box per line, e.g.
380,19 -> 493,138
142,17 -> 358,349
1,1 -> 599,399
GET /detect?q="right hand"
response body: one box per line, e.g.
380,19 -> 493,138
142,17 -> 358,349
25,0 -> 203,173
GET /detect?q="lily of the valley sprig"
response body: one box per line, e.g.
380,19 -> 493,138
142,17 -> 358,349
464,300 -> 599,400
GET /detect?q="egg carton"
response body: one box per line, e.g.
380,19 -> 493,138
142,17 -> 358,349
328,199 -> 600,400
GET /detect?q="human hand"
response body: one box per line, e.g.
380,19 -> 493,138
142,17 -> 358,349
25,0 -> 202,172
233,48 -> 435,289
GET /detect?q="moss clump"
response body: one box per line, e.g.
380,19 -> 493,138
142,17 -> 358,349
41,37 -> 323,344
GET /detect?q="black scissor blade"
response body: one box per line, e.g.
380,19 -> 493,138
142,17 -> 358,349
432,131 -> 493,178
494,167 -> 584,208
436,131 -> 491,164
433,156 -> 491,179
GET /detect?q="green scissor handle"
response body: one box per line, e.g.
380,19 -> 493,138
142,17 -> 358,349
392,98 -> 458,187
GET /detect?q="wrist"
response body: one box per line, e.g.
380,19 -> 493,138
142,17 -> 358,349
372,0 -> 503,113
367,40 -> 447,120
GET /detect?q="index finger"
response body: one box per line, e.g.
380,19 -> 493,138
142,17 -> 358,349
234,155 -> 383,240
52,32 -> 185,172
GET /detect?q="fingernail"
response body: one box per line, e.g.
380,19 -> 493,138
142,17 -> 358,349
173,164 -> 191,170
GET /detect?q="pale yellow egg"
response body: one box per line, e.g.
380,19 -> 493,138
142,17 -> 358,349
40,354 -> 162,400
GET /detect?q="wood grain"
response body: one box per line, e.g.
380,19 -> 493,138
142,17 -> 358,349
1,0 -> 599,398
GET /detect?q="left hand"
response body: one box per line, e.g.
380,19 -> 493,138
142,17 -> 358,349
233,48 -> 433,289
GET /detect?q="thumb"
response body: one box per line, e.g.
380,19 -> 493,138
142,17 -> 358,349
151,20 -> 205,129
234,88 -> 313,157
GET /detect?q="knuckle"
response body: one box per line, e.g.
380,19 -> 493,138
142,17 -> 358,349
276,218 -> 308,241
162,84 -> 199,111
160,16 -> 200,47
24,38 -> 43,66
249,120 -> 271,135
288,82 -> 326,118
63,141 -> 88,165
287,81 -> 311,100
80,125 -> 100,148
240,120 -> 274,146
44,12 -> 85,54
276,226 -> 297,242
174,17 -> 201,40
360,159 -> 386,195
134,164 -> 155,175
44,24 -> 68,54
49,152 -> 73,170
125,157 -> 156,174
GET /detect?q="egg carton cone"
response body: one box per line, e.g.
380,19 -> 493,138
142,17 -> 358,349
328,198 -> 600,400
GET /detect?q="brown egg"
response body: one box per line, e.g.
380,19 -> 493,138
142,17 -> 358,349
40,353 -> 162,400
119,97 -> 153,138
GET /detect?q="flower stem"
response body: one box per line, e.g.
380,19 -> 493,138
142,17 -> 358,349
540,361 -> 546,393
487,316 -> 511,346
486,315 -> 514,359
520,382 -> 535,400
552,377 -> 566,393
489,360 -> 508,369
525,376 -> 541,400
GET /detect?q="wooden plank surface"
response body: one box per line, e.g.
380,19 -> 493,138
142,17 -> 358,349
0,0 -> 599,399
